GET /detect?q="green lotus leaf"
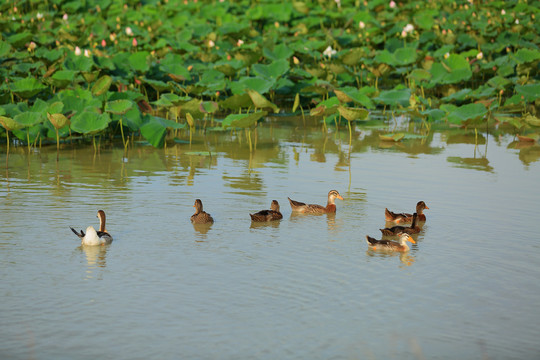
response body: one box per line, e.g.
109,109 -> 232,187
447,103 -> 488,125
263,44 -> 293,61
50,70 -> 77,88
105,100 -> 134,115
334,87 -> 375,109
14,112 -> 43,127
222,111 -> 267,129
252,59 -> 290,79
47,113 -> 70,129
70,111 -> 111,134
292,93 -> 300,113
199,101 -> 219,114
47,102 -> 64,114
393,47 -> 417,66
10,77 -> 47,99
219,94 -> 253,111
379,133 -> 405,142
229,77 -> 274,95
0,116 -> 25,131
128,51 -> 151,73
91,75 -> 113,97
162,64 -> 191,81
515,84 -> 540,102
375,88 -> 411,107
0,40 -> 12,58
514,48 -> 540,64
8,32 -> 33,48
337,106 -> 369,122
246,89 -> 279,113
408,69 -> 432,83
140,116 -> 186,148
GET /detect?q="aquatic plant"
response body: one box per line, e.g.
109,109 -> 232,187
0,0 -> 538,150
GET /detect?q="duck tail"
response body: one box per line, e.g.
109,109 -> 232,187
70,227 -> 84,238
384,208 -> 394,221
366,235 -> 378,246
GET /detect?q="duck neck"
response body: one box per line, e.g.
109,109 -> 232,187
99,216 -> 106,232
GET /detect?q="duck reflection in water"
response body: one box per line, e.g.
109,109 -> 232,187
77,244 -> 109,279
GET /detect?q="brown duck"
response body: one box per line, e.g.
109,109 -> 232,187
288,190 -> 343,214
250,200 -> 283,222
380,213 -> 421,236
191,199 -> 214,224
385,201 -> 429,223
366,233 -> 416,252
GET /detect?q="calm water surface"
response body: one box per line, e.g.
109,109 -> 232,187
1,117 -> 540,359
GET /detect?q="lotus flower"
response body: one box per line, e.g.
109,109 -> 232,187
323,46 -> 337,58
75,46 -> 82,56
389,1 -> 396,8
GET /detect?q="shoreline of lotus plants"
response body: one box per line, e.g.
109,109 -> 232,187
0,0 -> 539,150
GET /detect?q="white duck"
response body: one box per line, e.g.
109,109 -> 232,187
70,210 -> 113,246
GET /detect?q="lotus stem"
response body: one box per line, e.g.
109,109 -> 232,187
348,120 -> 352,146
119,118 -> 127,150
5,131 -> 9,167
55,128 -> 60,152
247,129 -> 252,153
300,105 -> 305,127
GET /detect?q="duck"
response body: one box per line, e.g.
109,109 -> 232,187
70,210 -> 113,246
288,190 -> 343,214
191,199 -> 214,224
385,201 -> 429,223
250,200 -> 283,222
380,213 -> 421,236
366,232 -> 416,252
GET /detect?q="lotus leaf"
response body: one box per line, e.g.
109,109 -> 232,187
515,84 -> 540,103
10,77 -> 47,99
105,100 -> 134,115
447,103 -> 488,125
0,116 -> 25,131
337,106 -> 369,121
246,90 -> 279,113
252,59 -> 290,80
70,111 -> 111,134
14,112 -> 43,127
222,111 -> 267,129
47,113 -> 70,129
375,88 -> 411,107
128,51 -> 151,73
91,75 -> 113,97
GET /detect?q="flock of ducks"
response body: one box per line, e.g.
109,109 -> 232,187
70,192 -> 429,252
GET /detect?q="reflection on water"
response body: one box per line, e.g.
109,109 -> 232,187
366,249 -> 416,267
2,115 -> 540,360
78,245 -> 109,280
192,223 -> 213,238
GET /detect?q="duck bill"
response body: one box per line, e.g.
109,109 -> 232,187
337,194 -> 344,200
408,238 -> 416,244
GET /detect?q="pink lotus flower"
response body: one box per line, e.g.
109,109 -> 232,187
132,38 -> 137,47
101,39 -> 106,47
74,46 -> 82,56
389,1 -> 396,8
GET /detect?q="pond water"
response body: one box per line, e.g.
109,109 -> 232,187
2,116 -> 540,359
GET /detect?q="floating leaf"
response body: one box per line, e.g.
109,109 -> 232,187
379,133 -> 405,142
524,114 -> 540,127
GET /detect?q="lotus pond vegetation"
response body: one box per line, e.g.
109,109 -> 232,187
0,0 -> 539,153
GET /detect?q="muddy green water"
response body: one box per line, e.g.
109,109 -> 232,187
1,116 -> 540,359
